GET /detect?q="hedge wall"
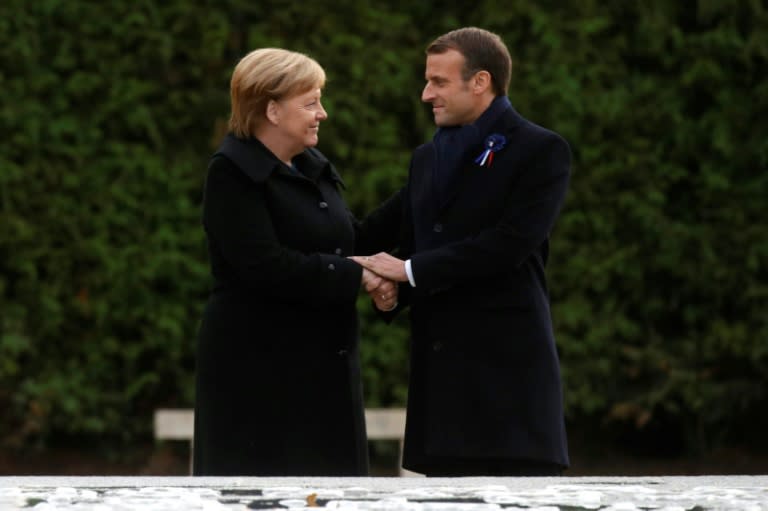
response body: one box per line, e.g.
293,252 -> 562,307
1,0 -> 766,455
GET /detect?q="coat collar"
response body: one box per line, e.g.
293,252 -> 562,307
413,99 -> 523,213
296,147 -> 346,188
213,134 -> 345,188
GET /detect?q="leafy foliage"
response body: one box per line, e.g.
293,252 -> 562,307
0,0 -> 766,455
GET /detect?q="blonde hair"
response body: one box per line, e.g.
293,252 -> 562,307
228,48 -> 326,138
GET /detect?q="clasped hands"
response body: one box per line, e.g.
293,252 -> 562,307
351,253 -> 408,311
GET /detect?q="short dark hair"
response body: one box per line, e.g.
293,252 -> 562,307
426,27 -> 512,96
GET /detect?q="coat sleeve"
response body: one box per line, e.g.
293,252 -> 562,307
203,157 -> 362,306
354,180 -> 417,320
409,133 -> 571,293
353,187 -> 406,256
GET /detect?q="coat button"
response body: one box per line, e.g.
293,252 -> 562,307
334,248 -> 342,255
433,223 -> 443,233
328,263 -> 336,270
319,201 -> 329,209
432,341 -> 443,352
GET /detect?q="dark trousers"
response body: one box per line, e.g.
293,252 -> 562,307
422,458 -> 564,477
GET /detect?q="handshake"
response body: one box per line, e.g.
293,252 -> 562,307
349,253 -> 408,312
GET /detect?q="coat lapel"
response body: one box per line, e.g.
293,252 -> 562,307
296,147 -> 346,189
410,143 -> 438,221
436,106 -> 524,213
436,142 -> 478,212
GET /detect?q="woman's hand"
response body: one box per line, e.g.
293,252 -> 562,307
361,267 -> 398,311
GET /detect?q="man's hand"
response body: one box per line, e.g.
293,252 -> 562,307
361,268 -> 398,311
352,253 -> 408,282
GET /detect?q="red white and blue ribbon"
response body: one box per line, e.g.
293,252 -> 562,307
474,133 -> 507,168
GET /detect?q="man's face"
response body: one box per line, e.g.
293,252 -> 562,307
421,49 -> 481,127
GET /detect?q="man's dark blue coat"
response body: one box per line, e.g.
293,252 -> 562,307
359,99 -> 571,472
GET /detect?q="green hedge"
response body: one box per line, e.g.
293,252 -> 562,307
1,0 -> 766,455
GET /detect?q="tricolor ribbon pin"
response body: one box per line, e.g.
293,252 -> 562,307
474,133 -> 507,168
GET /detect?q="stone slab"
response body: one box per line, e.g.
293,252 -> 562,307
0,475 -> 766,510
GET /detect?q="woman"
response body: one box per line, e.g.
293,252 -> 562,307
193,48 -> 395,476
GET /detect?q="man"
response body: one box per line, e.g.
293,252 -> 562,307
354,27 -> 570,476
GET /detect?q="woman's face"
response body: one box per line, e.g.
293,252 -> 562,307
275,88 -> 327,155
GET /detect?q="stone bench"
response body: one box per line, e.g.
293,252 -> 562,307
153,408 -> 417,476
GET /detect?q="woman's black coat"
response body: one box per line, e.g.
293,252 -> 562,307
193,135 -> 369,476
